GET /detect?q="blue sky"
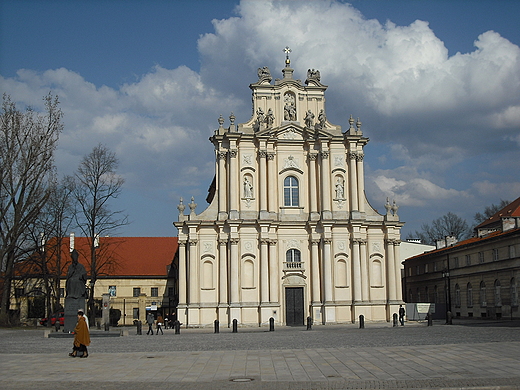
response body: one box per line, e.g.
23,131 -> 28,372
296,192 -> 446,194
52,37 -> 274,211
1,0 -> 520,238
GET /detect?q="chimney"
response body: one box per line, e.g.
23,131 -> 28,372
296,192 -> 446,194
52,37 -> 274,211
69,232 -> 75,252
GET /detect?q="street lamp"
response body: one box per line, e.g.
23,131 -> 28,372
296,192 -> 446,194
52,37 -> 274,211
442,267 -> 452,324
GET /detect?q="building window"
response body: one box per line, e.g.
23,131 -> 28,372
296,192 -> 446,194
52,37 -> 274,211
416,288 -> 421,302
283,176 -> 299,207
511,278 -> 518,307
416,265 -> 420,275
480,281 -> 486,307
454,257 -> 459,268
151,287 -> 159,297
433,262 -> 438,272
133,287 -> 141,297
455,284 -> 461,308
60,288 -> 65,298
168,287 -> 174,297
467,283 -> 473,308
133,308 -> 139,319
478,252 -> 484,264
425,263 -> 429,273
408,289 -> 413,302
15,288 -> 24,298
434,285 -> 439,303
465,254 -> 471,266
286,248 -> 301,263
509,245 -> 516,259
494,280 -> 501,307
493,249 -> 499,261
108,286 -> 116,297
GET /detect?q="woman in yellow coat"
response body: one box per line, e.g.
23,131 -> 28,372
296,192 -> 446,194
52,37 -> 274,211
69,310 -> 90,358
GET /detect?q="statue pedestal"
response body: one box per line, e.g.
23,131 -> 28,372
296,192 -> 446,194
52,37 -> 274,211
64,297 -> 85,332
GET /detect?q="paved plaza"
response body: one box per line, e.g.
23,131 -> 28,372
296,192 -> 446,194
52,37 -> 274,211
1,319 -> 519,389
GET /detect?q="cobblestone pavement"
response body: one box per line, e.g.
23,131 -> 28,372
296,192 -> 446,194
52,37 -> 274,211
1,320 -> 519,389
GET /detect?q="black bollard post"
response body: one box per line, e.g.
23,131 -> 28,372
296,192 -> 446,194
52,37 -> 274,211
214,319 -> 219,333
359,314 -> 365,329
306,316 -> 312,330
232,319 -> 238,333
174,320 -> 180,334
446,311 -> 453,325
392,313 -> 398,327
269,317 -> 275,331
427,313 -> 433,326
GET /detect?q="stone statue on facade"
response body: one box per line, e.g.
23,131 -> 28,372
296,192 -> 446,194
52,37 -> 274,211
305,68 -> 321,84
257,66 -> 272,83
265,108 -> 275,128
335,178 -> 345,200
284,94 -> 296,121
243,177 -> 253,198
304,110 -> 314,128
317,109 -> 326,129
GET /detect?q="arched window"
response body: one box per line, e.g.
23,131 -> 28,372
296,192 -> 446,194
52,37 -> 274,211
202,260 -> 214,289
480,281 -> 487,307
494,280 -> 501,307
286,248 -> 301,262
283,176 -> 299,207
455,284 -> 461,308
467,283 -> 473,308
335,259 -> 348,287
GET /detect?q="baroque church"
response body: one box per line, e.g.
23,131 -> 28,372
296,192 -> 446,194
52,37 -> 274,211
175,50 -> 403,327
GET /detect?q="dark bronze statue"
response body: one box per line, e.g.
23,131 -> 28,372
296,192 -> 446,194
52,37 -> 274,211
66,249 -> 87,299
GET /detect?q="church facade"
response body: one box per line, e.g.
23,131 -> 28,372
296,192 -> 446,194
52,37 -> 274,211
175,53 -> 403,327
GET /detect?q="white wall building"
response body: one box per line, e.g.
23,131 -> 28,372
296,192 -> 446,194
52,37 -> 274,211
175,54 -> 403,327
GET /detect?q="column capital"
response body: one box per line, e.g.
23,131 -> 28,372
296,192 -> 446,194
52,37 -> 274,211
308,153 -> 318,161
267,152 -> 275,160
229,238 -> 240,245
218,239 -> 228,246
268,239 -> 278,245
311,239 -> 321,246
321,150 -> 329,159
229,149 -> 238,158
258,150 -> 267,158
188,239 -> 198,246
348,151 -> 358,160
217,151 -> 227,160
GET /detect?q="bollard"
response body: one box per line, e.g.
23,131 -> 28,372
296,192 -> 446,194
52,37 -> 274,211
269,317 -> 275,331
446,311 -> 453,325
174,320 -> 180,334
232,319 -> 238,333
55,321 -> 60,332
427,313 -> 433,326
136,320 -> 142,335
392,313 -> 398,327
359,314 -> 365,329
306,316 -> 312,330
214,319 -> 219,333
104,322 -> 109,331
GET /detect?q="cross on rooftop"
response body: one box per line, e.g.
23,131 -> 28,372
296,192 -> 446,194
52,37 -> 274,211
284,46 -> 291,66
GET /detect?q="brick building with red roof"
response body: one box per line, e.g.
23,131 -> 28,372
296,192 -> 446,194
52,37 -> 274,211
10,236 -> 178,325
403,197 -> 520,321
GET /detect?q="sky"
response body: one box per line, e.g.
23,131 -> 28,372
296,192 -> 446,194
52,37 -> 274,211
1,0 -> 519,239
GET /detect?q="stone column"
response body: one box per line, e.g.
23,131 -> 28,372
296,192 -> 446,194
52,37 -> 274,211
311,239 -> 321,304
323,238 -> 333,303
229,149 -> 238,219
178,241 -> 187,306
267,152 -> 276,214
188,239 -> 198,304
356,152 -> 365,213
360,239 -> 369,301
229,238 -> 240,304
269,239 -> 278,303
218,151 -> 227,220
352,239 -> 362,302
308,153 -> 319,218
386,239 -> 397,302
259,150 -> 268,217
260,238 -> 269,303
348,152 -> 359,212
218,239 -> 228,305
320,149 -> 331,218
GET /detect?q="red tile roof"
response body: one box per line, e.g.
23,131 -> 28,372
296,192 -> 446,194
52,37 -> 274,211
405,228 -> 519,262
475,196 -> 520,229
59,237 -> 178,277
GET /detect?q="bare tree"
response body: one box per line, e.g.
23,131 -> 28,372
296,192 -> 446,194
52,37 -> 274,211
0,94 -> 62,325
72,144 -> 128,325
24,176 -> 75,322
409,212 -> 471,245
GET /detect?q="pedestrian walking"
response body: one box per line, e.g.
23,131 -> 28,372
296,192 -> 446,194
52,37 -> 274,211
399,305 -> 405,326
146,312 -> 155,335
156,314 -> 164,335
69,310 -> 90,358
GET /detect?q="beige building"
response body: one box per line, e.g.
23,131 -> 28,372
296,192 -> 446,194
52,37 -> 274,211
175,54 -> 403,327
403,197 -> 520,319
